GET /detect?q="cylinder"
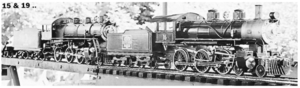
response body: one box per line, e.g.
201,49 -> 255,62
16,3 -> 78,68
255,5 -> 262,19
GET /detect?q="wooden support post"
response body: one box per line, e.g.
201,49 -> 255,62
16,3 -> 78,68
195,76 -> 207,83
147,73 -> 156,78
112,70 -> 119,75
118,70 -> 125,75
184,76 -> 195,82
156,73 -> 165,79
230,79 -> 242,85
125,71 -> 132,76
175,75 -> 184,81
165,74 -> 175,80
138,72 -> 147,78
132,71 -> 138,77
105,69 -> 112,74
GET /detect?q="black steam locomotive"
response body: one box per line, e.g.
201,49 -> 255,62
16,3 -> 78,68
2,5 -> 292,78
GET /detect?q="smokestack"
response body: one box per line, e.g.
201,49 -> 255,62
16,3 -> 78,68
255,5 -> 262,20
163,2 -> 167,30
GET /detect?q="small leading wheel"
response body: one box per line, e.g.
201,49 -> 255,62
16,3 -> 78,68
164,59 -> 172,69
233,62 -> 244,76
54,48 -> 63,62
173,49 -> 189,71
65,48 -> 75,63
193,49 -> 211,73
255,64 -> 267,78
212,49 -> 234,75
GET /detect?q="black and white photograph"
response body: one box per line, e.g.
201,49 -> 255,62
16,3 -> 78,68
1,0 -> 298,86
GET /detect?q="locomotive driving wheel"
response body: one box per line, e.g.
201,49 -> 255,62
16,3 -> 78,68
193,49 -> 211,73
255,64 -> 267,78
65,48 -> 75,63
76,50 -> 86,64
173,49 -> 189,71
54,48 -> 63,62
212,49 -> 234,75
127,58 -> 134,68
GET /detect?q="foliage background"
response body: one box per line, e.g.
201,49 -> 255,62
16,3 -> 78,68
2,2 -> 297,61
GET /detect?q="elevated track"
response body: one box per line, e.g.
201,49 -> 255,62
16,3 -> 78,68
1,58 -> 298,86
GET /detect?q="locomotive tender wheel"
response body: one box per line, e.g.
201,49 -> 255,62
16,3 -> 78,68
33,52 -> 42,60
2,51 -> 9,58
173,49 -> 189,71
54,48 -> 63,62
193,49 -> 211,73
212,50 -> 234,75
27,51 -> 35,60
65,48 -> 75,63
233,62 -> 244,76
255,64 -> 267,78
127,58 -> 134,68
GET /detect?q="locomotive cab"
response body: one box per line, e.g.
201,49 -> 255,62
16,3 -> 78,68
149,12 -> 204,44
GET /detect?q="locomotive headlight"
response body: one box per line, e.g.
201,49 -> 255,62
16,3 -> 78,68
269,12 -> 280,20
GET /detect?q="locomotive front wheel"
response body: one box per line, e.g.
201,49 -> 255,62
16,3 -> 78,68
233,62 -> 244,76
255,64 -> 267,78
54,48 -> 63,62
65,48 -> 75,63
173,49 -> 189,71
193,49 -> 211,73
164,59 -> 172,69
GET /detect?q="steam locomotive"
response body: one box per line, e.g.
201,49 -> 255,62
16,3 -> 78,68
2,5 -> 292,78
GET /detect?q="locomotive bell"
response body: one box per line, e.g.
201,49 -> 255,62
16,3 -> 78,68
207,9 -> 219,21
86,17 -> 92,24
74,18 -> 80,24
233,9 -> 245,20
